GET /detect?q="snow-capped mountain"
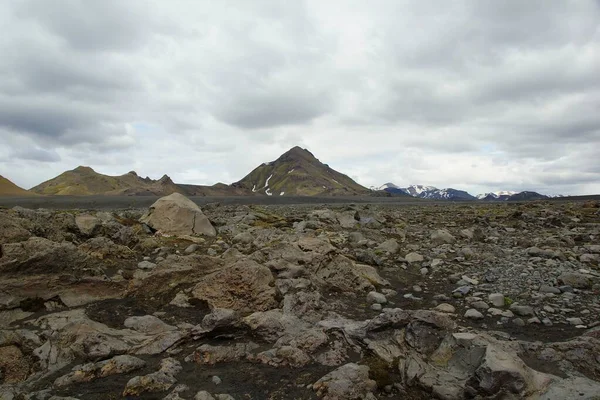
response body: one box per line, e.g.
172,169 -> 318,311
376,184 -> 476,200
371,182 -> 401,190
477,191 -> 549,201
376,183 -> 551,201
402,184 -> 437,197
476,191 -> 517,200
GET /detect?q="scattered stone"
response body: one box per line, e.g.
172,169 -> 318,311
510,304 -> 535,317
434,303 -> 455,313
488,293 -> 505,308
465,309 -> 484,320
405,252 -> 424,263
431,229 -> 456,245
557,272 -> 592,289
366,291 -> 387,304
138,260 -> 157,270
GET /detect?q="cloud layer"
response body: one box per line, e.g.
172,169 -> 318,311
1,0 -> 599,195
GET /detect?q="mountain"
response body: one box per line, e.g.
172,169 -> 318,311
381,184 -> 477,200
232,146 -> 369,196
0,175 -> 35,196
506,191 -> 549,201
477,191 -> 548,201
30,166 -> 250,196
476,191 -> 517,201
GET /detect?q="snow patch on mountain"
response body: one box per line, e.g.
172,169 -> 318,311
476,191 -> 517,199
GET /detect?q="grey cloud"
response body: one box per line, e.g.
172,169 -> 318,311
0,1 -> 598,194
213,90 -> 333,129
12,147 -> 61,162
12,0 -> 158,52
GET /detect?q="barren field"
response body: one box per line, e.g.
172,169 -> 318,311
1,197 -> 599,399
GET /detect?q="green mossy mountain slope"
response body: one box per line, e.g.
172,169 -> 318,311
232,147 -> 369,196
0,175 -> 35,196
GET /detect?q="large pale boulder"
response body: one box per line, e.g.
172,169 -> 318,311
140,193 -> 216,237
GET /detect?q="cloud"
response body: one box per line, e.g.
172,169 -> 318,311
0,0 -> 598,195
12,147 -> 61,162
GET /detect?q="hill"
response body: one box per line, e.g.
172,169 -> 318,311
232,146 -> 369,196
0,175 -> 35,196
30,166 -> 250,196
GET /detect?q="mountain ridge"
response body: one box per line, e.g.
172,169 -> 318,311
232,146 -> 369,196
377,182 -> 550,201
0,175 -> 36,196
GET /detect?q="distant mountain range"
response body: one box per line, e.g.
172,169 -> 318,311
14,146 -> 368,197
29,166 -> 250,196
0,147 -> 582,200
373,183 -> 550,201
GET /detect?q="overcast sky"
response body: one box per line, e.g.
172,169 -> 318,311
1,1 -> 599,195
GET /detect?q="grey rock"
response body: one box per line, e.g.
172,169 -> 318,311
312,363 -> 377,400
194,392 -> 216,400
431,229 -> 456,245
405,252 -> 424,263
557,272 -> 592,289
377,239 -> 400,254
510,305 -> 534,316
464,309 -> 484,320
488,293 -> 505,308
366,291 -> 387,304
539,285 -> 561,294
138,261 -> 157,270
184,244 -> 199,254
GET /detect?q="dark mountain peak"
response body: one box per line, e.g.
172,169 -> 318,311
127,171 -> 138,177
234,147 -> 368,196
158,174 -> 174,184
73,166 -> 95,174
278,146 -> 317,163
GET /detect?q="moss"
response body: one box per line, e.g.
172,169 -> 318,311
504,296 -> 514,307
363,354 -> 396,388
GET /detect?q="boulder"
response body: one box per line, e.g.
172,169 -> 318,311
191,258 -> 277,313
313,363 -> 377,400
140,193 -> 216,236
557,272 -> 592,289
0,237 -> 89,274
376,239 -> 400,254
75,214 -> 101,236
123,358 -> 182,397
315,255 -> 385,292
405,252 -> 424,264
431,229 -> 456,245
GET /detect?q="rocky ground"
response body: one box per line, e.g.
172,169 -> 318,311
0,197 -> 599,399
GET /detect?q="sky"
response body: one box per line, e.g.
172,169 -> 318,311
1,0 -> 599,196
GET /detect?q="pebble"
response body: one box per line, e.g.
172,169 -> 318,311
434,303 -> 456,313
137,261 -> 157,270
566,317 -> 584,325
539,285 -> 561,294
465,309 -> 484,320
512,318 -> 525,327
366,291 -> 387,304
453,286 -> 471,298
420,267 -> 429,275
184,244 -> 199,254
488,293 -> 505,308
371,303 -> 383,311
510,305 -> 534,317
212,375 -> 222,385
471,301 -> 490,311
